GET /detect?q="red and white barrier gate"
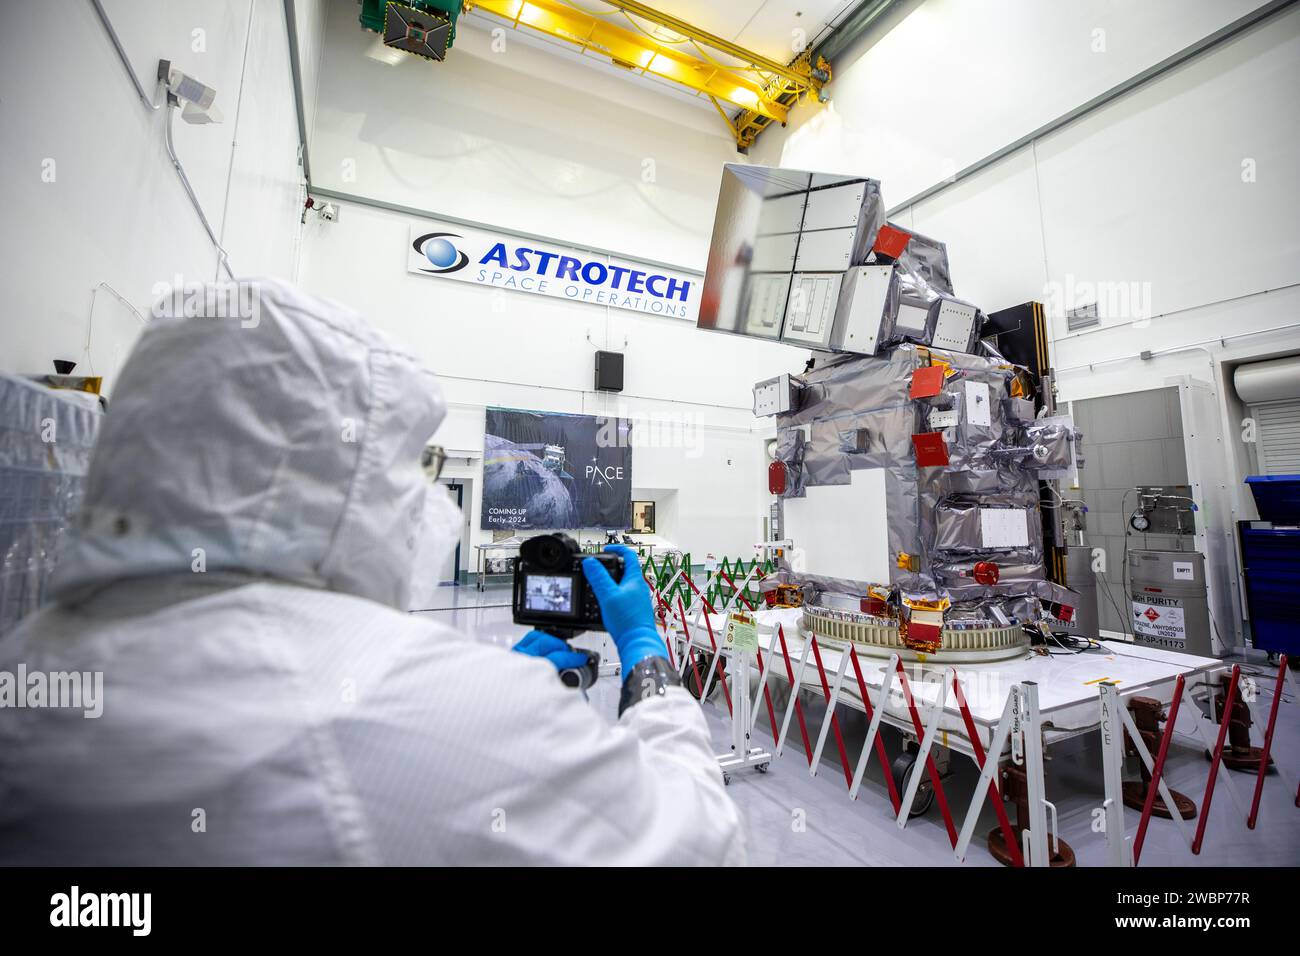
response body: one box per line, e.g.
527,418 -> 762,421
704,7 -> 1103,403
1097,656 -> 1298,867
651,589 -> 1077,866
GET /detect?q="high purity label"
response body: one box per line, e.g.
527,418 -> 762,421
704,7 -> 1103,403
1132,595 -> 1186,644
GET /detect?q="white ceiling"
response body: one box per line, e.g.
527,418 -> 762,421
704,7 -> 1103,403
457,0 -> 860,115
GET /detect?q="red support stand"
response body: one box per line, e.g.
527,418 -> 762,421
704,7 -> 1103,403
848,646 -> 902,815
951,674 -> 1024,867
1248,655 -> 1288,829
808,636 -> 854,790
776,624 -> 814,765
1193,666 -> 1240,855
893,659 -> 960,848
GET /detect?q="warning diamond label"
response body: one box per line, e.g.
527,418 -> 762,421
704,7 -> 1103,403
1132,596 -> 1185,643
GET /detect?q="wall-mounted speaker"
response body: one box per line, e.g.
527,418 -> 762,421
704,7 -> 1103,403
594,350 -> 624,392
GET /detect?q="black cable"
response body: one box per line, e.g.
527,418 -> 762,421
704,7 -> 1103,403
1047,630 -> 1099,654
1119,488 -> 1135,641
1095,566 -> 1132,643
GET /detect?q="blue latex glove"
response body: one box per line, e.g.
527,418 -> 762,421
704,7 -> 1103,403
582,544 -> 668,673
512,630 -> 590,673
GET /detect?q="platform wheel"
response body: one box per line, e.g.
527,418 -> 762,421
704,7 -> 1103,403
891,751 -> 935,818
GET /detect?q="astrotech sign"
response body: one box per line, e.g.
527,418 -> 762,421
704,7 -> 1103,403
407,221 -> 699,321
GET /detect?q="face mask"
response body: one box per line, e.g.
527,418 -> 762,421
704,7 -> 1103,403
407,486 -> 463,610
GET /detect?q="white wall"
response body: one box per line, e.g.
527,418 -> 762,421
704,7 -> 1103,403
308,0 -> 738,268
751,0 -> 1300,645
0,0 -> 323,392
298,0 -> 809,563
761,0 -> 1271,207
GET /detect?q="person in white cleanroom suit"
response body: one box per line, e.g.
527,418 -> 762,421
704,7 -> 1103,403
0,278 -> 745,866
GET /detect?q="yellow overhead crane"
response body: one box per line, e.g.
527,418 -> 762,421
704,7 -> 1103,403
464,0 -> 831,150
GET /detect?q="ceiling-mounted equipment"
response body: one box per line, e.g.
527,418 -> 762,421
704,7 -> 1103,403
360,0 -> 461,61
463,0 -> 829,149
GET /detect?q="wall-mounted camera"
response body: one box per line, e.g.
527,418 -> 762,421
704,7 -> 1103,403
157,60 -> 223,124
302,197 -> 341,224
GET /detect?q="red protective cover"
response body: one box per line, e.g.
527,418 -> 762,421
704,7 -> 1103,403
909,365 -> 945,400
907,619 -> 942,645
861,595 -> 889,616
973,561 -> 1000,586
768,461 -> 787,495
873,224 -> 912,259
912,432 -> 950,468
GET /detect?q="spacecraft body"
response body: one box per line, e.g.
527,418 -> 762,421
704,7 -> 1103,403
699,164 -> 1082,662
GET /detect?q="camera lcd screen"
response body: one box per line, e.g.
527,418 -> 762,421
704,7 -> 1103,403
523,574 -> 575,616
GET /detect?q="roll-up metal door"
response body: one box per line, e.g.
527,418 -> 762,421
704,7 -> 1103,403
1252,400 -> 1300,474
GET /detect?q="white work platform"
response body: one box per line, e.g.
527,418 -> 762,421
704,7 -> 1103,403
673,606 -> 1227,760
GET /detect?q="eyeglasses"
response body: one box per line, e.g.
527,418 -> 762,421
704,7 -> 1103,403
421,444 -> 447,480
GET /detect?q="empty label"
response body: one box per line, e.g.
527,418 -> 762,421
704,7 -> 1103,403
1172,561 -> 1194,581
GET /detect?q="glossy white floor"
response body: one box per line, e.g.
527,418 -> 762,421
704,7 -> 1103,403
416,585 -> 1300,867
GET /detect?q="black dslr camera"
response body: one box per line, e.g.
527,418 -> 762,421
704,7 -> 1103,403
512,533 -> 624,689
513,533 -> 622,637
